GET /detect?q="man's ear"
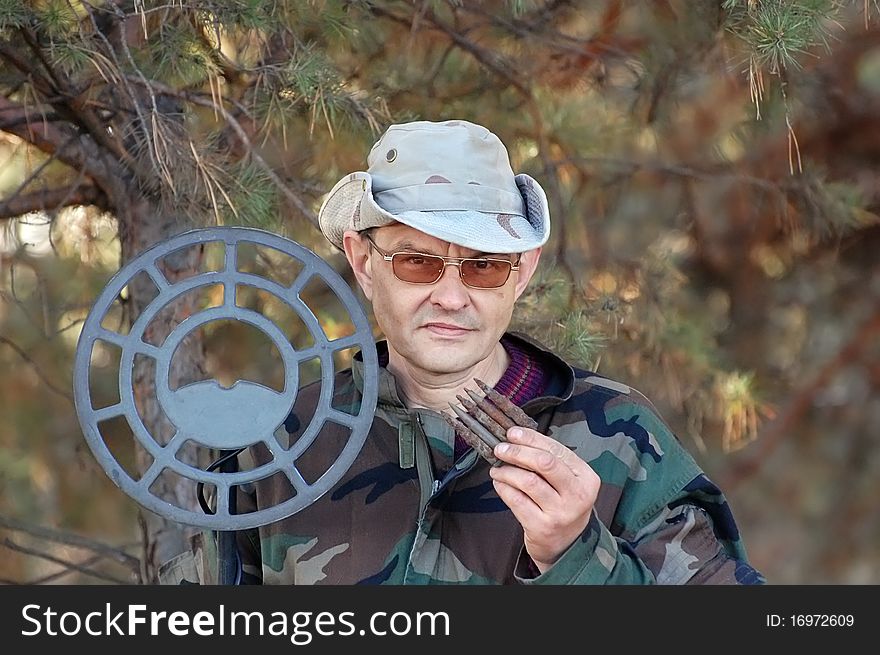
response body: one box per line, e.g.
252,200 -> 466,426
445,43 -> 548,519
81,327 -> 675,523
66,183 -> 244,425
512,247 -> 542,302
342,230 -> 373,301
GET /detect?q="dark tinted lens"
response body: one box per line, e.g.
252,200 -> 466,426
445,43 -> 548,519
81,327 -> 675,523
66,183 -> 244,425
460,259 -> 511,288
391,253 -> 445,283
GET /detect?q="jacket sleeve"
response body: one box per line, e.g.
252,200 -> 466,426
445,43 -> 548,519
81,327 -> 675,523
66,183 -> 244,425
513,376 -> 766,585
514,474 -> 765,585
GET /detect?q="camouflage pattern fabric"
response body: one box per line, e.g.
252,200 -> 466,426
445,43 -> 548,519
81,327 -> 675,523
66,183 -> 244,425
164,332 -> 765,585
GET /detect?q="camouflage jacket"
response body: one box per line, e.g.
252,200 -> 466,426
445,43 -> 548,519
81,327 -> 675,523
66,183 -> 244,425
161,332 -> 765,585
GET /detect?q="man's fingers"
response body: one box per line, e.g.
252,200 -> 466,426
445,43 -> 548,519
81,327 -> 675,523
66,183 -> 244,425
490,478 -> 544,527
505,426 -> 567,452
489,460 -> 560,511
495,429 -> 587,486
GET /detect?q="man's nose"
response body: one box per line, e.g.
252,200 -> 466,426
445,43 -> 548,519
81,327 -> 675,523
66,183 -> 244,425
429,262 -> 469,308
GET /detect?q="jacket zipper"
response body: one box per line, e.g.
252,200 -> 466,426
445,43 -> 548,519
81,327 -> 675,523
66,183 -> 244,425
403,412 -> 437,584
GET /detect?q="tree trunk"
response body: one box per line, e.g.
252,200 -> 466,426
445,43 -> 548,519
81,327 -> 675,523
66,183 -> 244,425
119,200 -> 205,583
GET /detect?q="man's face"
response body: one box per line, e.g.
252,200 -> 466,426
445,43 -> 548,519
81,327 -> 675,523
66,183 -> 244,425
343,223 -> 541,377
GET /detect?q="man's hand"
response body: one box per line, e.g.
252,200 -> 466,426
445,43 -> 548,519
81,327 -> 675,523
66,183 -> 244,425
489,427 -> 601,573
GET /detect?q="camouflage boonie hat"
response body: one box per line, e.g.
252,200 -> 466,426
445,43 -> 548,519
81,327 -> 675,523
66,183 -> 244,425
318,119 -> 551,254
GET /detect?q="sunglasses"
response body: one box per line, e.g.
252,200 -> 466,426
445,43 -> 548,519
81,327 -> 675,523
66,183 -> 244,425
363,233 -> 520,289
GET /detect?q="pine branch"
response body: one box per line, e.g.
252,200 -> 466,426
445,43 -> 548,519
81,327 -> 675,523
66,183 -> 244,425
555,153 -> 783,192
126,76 -> 319,228
2,538 -> 134,584
0,514 -> 141,570
18,25 -> 155,181
83,1 -> 183,190
0,95 -> 123,193
465,0 -> 630,59
0,110 -> 64,130
191,11 -> 243,85
0,39 -> 58,98
23,552 -> 106,585
3,136 -> 75,199
0,336 -> 74,404
0,184 -> 106,218
0,262 -> 41,336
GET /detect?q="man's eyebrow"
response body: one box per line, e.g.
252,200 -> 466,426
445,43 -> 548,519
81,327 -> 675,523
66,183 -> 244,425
388,240 -> 509,259
387,240 -> 427,252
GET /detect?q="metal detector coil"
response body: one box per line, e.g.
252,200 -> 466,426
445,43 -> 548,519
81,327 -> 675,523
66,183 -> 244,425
73,227 -> 378,531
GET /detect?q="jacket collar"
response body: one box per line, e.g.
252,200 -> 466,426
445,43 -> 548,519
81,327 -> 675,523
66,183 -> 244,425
351,331 -> 575,411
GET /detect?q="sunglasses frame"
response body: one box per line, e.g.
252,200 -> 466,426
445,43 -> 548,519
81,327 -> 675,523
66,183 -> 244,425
363,233 -> 520,289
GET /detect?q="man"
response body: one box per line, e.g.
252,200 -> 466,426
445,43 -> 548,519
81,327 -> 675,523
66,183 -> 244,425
167,119 -> 764,585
